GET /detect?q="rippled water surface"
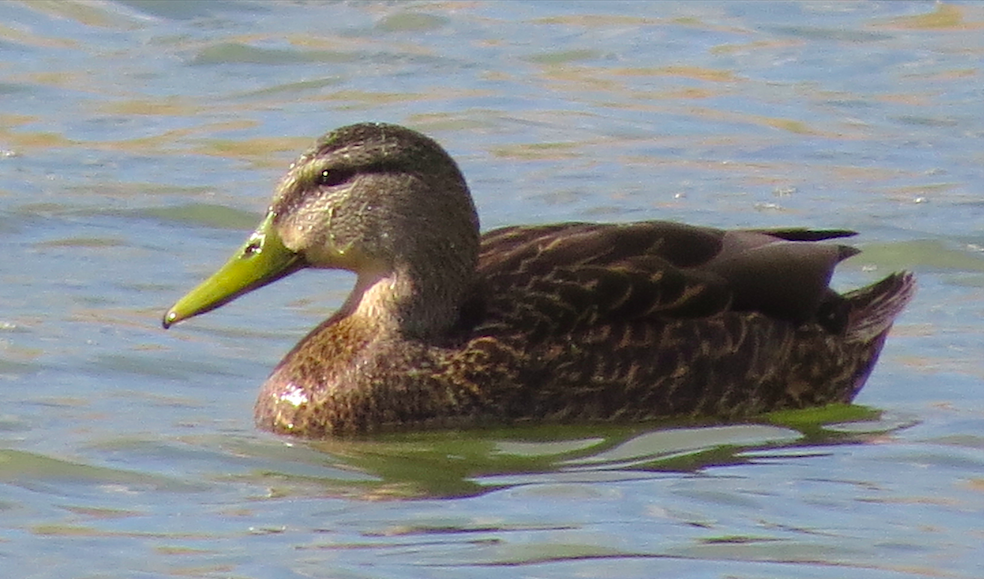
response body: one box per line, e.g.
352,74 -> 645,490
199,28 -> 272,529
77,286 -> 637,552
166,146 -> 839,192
2,1 -> 983,577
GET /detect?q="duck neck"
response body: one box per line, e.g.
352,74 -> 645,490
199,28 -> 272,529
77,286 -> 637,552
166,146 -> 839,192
342,262 -> 470,339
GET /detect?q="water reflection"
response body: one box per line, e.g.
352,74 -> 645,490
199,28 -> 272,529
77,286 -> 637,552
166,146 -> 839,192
230,405 -> 911,500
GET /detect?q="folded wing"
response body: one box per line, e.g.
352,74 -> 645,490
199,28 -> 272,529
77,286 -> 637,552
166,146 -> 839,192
469,222 -> 860,335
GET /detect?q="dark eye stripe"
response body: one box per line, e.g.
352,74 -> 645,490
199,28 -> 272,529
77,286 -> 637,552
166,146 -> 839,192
318,168 -> 355,187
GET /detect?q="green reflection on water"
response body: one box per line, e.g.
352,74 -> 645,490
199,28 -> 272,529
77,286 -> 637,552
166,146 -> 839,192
233,406 -> 905,500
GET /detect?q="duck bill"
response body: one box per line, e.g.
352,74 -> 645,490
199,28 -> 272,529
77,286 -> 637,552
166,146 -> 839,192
163,214 -> 305,329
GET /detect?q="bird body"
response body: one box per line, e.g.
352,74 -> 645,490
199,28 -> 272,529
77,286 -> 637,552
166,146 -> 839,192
164,123 -> 914,437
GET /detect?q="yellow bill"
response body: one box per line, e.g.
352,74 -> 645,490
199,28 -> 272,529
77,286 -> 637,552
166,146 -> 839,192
163,213 -> 305,329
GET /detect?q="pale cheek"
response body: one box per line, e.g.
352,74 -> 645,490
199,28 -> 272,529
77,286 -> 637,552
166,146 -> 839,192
279,205 -> 325,251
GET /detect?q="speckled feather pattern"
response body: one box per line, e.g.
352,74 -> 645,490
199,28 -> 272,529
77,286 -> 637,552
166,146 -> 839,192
255,220 -> 915,437
165,122 -> 915,438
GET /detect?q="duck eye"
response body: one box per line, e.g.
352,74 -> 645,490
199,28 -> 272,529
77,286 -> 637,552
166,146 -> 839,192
318,168 -> 354,187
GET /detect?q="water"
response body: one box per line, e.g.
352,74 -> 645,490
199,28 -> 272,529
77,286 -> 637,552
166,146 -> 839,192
2,1 -> 983,577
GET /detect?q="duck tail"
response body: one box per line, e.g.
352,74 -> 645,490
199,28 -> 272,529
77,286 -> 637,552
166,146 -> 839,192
843,271 -> 916,343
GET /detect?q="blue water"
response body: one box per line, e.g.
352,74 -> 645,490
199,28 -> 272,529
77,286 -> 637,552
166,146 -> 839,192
2,1 -> 983,577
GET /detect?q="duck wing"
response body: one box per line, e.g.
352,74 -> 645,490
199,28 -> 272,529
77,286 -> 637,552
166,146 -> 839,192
469,221 -> 859,334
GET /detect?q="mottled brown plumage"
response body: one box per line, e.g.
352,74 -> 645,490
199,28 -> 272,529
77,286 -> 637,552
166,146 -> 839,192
164,123 -> 915,438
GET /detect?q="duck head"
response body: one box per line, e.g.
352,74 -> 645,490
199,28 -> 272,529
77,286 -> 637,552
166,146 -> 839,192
163,123 -> 480,338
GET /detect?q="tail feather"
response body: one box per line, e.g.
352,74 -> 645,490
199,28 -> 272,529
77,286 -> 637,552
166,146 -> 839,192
844,271 -> 916,343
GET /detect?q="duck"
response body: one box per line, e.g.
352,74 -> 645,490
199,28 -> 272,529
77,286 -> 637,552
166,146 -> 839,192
163,122 -> 915,438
